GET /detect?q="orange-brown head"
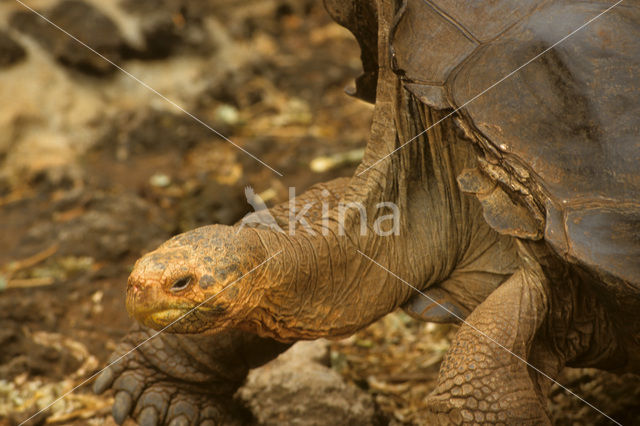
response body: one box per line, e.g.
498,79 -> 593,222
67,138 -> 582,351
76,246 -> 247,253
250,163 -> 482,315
126,224 -> 268,334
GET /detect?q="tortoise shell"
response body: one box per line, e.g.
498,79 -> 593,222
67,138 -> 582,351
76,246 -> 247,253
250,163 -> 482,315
393,0 -> 640,285
331,0 -> 640,285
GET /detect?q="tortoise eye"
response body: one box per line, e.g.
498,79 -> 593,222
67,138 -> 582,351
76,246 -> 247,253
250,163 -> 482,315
170,276 -> 192,292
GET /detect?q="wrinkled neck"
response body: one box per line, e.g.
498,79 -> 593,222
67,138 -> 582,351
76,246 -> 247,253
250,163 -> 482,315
247,224 -> 411,341
241,96 -> 480,342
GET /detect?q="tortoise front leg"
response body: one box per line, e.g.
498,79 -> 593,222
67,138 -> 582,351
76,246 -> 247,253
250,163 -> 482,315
94,324 -> 290,425
424,263 -> 563,425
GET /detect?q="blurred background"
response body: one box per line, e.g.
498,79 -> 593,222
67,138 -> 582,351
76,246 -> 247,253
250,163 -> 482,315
0,0 -> 638,424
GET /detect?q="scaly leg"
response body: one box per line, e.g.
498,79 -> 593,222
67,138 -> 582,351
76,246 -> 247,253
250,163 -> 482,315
94,324 -> 290,425
424,261 -> 563,425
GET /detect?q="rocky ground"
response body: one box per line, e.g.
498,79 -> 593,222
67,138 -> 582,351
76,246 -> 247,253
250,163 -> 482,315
0,1 -> 638,425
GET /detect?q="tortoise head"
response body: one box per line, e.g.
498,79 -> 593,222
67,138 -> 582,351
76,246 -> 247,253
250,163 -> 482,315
126,225 -> 268,334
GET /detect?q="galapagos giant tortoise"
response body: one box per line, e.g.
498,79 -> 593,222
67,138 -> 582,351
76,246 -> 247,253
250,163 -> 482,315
95,0 -> 640,424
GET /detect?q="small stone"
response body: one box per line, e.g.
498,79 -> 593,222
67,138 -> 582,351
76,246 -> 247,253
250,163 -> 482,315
214,105 -> 240,126
150,173 -> 171,188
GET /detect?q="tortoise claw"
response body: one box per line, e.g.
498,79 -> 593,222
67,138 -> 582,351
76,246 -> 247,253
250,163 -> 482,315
137,406 -> 159,426
113,391 -> 133,425
92,368 -> 114,394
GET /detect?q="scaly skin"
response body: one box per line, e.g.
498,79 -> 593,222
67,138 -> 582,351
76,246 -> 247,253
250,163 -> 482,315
93,324 -> 288,425
425,245 -> 554,425
423,241 -> 628,425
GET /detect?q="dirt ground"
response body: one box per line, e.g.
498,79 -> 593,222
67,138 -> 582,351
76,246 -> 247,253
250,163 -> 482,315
0,1 -> 638,425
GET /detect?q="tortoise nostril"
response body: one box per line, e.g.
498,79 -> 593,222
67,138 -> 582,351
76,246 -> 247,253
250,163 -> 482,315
170,276 -> 193,292
128,278 -> 141,292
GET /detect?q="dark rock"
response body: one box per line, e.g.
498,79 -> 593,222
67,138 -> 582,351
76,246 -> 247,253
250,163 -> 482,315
239,340 -> 378,426
120,0 -> 214,59
22,192 -> 170,261
120,0 -> 214,17
178,180 -> 248,231
10,0 -> 124,75
0,30 -> 26,68
133,17 -> 187,59
99,108 -> 218,158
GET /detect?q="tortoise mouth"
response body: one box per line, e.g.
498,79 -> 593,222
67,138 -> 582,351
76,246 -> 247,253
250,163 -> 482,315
133,300 -> 230,332
126,283 -> 230,332
149,308 -> 186,326
133,305 -> 189,330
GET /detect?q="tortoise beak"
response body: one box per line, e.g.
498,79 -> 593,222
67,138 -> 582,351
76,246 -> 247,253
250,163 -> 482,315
126,280 -> 171,327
